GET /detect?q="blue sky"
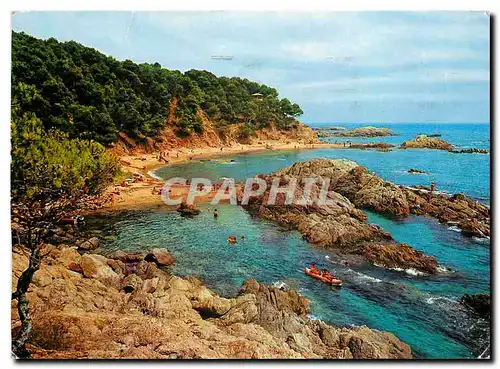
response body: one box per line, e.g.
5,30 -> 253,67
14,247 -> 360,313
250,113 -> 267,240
11,11 -> 490,123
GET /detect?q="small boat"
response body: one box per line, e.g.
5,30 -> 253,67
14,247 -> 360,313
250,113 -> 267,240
305,267 -> 343,286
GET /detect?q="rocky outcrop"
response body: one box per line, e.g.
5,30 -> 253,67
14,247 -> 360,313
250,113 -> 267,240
460,294 -> 491,320
77,236 -> 100,251
276,159 -> 489,238
145,248 -> 175,266
312,126 -> 347,131
177,202 -> 201,216
403,191 -> 490,238
349,143 -> 395,151
330,126 -> 396,137
240,161 -> 438,274
400,137 -> 488,154
408,169 -> 426,174
452,148 -> 489,154
400,135 -> 454,151
11,245 -> 412,359
364,243 -> 438,274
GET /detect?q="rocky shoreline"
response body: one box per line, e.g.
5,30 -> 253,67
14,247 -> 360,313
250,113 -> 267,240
12,244 -> 412,359
240,159 -> 490,273
278,159 -> 489,238
400,135 -> 489,154
240,160 -> 439,274
326,126 -> 397,137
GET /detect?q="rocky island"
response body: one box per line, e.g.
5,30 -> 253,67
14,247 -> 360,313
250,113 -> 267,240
400,135 -> 489,154
328,126 -> 397,137
400,135 -> 454,151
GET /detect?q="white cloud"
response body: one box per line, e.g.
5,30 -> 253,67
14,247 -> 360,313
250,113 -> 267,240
293,69 -> 490,90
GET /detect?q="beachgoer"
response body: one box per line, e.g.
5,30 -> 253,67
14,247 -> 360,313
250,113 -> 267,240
430,182 -> 436,194
213,209 -> 218,218
241,235 -> 245,240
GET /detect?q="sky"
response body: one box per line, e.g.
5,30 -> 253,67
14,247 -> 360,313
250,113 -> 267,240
11,11 -> 490,124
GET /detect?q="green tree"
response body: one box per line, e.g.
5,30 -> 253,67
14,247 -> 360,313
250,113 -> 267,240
11,112 -> 119,358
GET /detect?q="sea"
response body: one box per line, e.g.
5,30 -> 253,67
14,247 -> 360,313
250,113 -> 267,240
84,123 -> 491,359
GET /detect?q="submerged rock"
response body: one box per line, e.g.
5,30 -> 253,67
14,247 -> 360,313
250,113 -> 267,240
349,143 -> 395,150
460,294 -> 491,320
453,148 -> 489,154
408,168 -> 426,174
12,245 -> 412,359
177,202 -> 201,216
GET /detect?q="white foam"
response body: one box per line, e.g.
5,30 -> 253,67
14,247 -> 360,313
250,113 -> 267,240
472,236 -> 490,244
448,225 -> 461,233
425,296 -> 455,305
147,170 -> 163,181
355,271 -> 382,283
405,268 -> 424,276
436,266 -> 454,273
373,263 -> 425,276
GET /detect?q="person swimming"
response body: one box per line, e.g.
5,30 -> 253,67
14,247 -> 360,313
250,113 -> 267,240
213,209 -> 218,218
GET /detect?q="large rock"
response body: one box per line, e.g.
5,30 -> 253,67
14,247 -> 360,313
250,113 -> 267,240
81,253 -> 121,286
460,294 -> 491,319
177,202 -> 201,216
277,159 -> 489,238
78,237 -> 100,251
399,135 -> 454,151
12,245 -> 412,359
330,126 -> 396,137
241,161 -> 438,274
145,248 -> 175,266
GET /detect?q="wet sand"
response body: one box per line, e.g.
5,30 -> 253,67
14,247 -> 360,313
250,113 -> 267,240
101,141 -> 345,211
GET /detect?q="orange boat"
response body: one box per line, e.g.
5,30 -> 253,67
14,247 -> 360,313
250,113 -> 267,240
305,267 -> 343,286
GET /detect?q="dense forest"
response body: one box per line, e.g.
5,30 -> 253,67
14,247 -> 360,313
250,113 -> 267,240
11,31 -> 304,145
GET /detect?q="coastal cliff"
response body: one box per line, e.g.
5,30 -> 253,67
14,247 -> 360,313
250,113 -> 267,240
12,245 -> 412,359
111,116 -> 319,156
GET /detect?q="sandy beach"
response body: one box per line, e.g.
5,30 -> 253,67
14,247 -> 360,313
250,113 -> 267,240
100,141 -> 346,211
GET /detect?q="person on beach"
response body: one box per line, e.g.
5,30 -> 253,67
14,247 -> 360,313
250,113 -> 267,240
430,182 -> 436,194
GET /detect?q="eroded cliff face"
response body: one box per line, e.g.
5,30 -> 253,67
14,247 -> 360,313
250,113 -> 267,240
11,245 -> 411,359
110,102 -> 319,156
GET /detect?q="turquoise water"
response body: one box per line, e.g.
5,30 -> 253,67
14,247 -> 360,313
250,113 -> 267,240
155,123 -> 490,203
86,123 -> 490,359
